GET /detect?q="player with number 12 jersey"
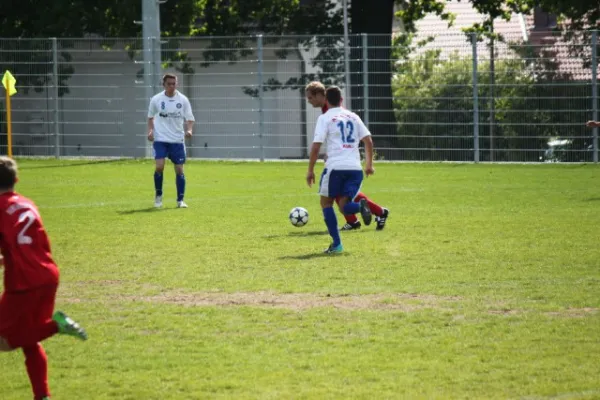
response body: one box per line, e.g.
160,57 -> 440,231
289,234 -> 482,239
314,108 -> 371,171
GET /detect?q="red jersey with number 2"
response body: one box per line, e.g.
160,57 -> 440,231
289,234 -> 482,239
0,192 -> 59,292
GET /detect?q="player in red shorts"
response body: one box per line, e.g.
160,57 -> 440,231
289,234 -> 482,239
305,81 -> 389,230
0,157 -> 87,400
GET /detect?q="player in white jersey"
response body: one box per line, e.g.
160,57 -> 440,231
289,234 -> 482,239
147,73 -> 195,208
306,86 -> 375,254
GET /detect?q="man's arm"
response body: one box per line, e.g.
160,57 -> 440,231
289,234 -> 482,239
184,98 -> 195,137
361,135 -> 374,176
586,120 -> 600,128
306,142 -> 322,187
185,120 -> 195,138
147,97 -> 156,142
147,118 -> 154,142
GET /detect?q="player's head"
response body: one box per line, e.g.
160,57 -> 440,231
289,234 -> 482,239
305,81 -> 326,108
325,86 -> 343,108
0,157 -> 18,191
162,73 -> 178,95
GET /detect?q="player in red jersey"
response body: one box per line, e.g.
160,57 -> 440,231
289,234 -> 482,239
0,157 -> 87,400
305,81 -> 389,230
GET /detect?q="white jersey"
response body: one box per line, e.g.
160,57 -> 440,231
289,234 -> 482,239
148,90 -> 195,143
313,107 -> 371,170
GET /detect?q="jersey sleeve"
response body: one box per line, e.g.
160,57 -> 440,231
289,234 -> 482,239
313,115 -> 328,143
183,97 -> 195,121
147,97 -> 158,118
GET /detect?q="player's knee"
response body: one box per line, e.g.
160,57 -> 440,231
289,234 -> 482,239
0,336 -> 15,352
320,197 -> 334,209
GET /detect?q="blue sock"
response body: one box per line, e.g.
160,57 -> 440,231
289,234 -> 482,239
323,206 -> 341,247
154,172 -> 163,196
176,174 -> 186,201
343,202 -> 360,215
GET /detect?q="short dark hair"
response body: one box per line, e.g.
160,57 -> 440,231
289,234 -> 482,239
162,73 -> 177,84
0,157 -> 18,190
325,86 -> 342,107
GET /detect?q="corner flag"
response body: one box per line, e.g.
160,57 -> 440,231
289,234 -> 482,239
2,71 -> 17,96
2,70 -> 16,157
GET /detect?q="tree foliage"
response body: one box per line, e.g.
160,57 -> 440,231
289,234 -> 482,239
393,46 -> 592,162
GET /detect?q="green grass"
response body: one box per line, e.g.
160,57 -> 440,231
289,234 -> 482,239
1,159 -> 599,400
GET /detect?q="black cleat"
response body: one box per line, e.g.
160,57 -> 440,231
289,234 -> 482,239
375,208 -> 389,231
359,199 -> 372,226
341,221 -> 362,231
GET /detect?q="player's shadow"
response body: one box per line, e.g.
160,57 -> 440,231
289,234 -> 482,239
279,252 -> 350,260
116,207 -> 179,215
21,159 -> 126,169
288,231 -> 329,237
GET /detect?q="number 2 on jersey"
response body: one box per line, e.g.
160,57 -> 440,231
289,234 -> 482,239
337,121 -> 355,143
17,210 -> 36,245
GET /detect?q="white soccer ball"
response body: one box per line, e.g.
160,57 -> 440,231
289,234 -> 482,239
289,207 -> 309,227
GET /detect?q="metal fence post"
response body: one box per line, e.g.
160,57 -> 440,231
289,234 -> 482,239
362,33 -> 369,126
592,30 -> 598,163
51,38 -> 60,159
257,34 -> 265,162
471,33 -> 480,163
343,0 -> 351,106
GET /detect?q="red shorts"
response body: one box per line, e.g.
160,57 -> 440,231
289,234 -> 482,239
0,284 -> 57,348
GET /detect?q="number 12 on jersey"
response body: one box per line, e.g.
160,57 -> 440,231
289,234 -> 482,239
337,121 -> 355,143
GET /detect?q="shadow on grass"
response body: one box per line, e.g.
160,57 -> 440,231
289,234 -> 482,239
288,231 -> 330,237
21,159 -> 127,170
117,207 -> 179,215
584,197 -> 600,202
263,231 -> 329,240
279,252 -> 350,260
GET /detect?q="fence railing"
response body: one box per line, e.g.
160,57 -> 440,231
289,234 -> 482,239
0,32 -> 598,162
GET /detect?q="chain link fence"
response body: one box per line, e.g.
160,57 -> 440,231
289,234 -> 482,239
0,32 -> 598,162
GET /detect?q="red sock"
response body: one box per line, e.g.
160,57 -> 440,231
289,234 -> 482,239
23,344 -> 50,400
344,213 -> 359,223
354,192 -> 384,216
37,321 -> 59,343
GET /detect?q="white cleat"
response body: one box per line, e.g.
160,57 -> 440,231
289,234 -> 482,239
154,195 -> 163,208
177,201 -> 188,208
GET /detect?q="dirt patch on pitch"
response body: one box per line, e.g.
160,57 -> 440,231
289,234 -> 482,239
545,307 -> 599,318
125,291 -> 460,311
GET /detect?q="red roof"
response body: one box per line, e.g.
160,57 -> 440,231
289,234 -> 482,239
400,1 -> 590,80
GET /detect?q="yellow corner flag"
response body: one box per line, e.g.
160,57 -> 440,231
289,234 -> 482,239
2,70 -> 17,96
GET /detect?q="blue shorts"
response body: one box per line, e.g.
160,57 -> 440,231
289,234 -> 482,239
153,141 -> 186,165
319,169 -> 363,199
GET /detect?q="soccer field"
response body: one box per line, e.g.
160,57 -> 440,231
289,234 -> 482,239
1,159 -> 599,399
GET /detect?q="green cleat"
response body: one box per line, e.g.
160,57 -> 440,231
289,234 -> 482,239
324,243 -> 343,254
52,311 -> 88,341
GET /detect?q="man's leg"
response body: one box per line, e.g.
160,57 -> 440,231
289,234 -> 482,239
23,343 -> 50,400
154,158 -> 166,207
319,169 -> 342,253
174,164 -> 186,207
336,195 -> 361,230
153,141 -> 168,208
354,192 -> 389,230
321,196 -> 342,253
172,143 -> 187,207
354,192 -> 384,216
0,287 -> 57,400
